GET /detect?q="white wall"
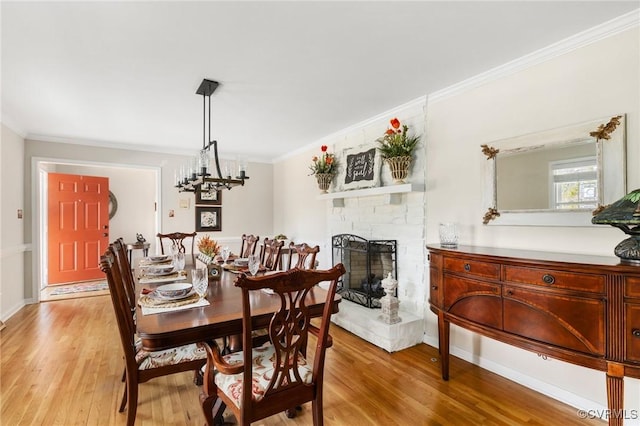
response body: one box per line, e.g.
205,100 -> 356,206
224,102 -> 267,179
1,124 -> 26,321
425,27 -> 640,412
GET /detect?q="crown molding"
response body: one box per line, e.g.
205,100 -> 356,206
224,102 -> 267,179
1,114 -> 27,138
428,8 -> 640,104
274,95 -> 427,163
25,133 -> 273,164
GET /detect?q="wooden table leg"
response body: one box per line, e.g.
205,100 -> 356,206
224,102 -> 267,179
438,311 -> 450,381
606,362 -> 624,426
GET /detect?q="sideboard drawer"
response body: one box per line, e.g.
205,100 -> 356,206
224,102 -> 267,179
625,276 -> 640,298
443,257 -> 499,280
504,266 -> 605,294
626,304 -> 640,363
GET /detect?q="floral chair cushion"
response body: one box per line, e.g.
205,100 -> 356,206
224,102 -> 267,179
214,344 -> 312,408
134,339 -> 206,370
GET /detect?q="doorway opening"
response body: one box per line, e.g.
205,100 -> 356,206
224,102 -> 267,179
34,158 -> 161,302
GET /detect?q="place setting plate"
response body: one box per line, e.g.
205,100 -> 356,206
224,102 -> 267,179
139,283 -> 201,309
145,265 -> 176,276
140,255 -> 173,266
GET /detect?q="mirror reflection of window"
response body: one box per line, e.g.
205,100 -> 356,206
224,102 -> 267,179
550,157 -> 597,210
496,139 -> 596,211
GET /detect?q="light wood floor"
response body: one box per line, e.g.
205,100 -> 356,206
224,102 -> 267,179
1,295 -> 602,425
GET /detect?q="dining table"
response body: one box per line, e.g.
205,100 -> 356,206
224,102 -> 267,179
135,255 -> 342,351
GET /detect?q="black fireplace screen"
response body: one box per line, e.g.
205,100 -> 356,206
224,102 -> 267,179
331,234 -> 397,308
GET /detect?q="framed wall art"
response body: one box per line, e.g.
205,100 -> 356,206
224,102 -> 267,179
195,206 -> 222,232
196,188 -> 222,205
340,146 -> 381,190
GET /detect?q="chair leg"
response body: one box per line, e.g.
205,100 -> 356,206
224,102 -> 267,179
119,381 -> 128,412
312,396 -> 323,426
125,374 -> 138,426
200,392 -> 225,426
193,368 -> 203,386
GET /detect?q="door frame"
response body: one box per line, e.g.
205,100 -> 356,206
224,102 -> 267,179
31,156 -> 162,302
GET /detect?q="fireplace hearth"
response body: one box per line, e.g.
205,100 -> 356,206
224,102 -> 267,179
331,234 -> 397,308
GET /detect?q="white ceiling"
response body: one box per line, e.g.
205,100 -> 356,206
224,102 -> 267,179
2,1 -> 639,162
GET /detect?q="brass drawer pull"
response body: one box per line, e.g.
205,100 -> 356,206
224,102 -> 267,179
506,289 -> 513,296
633,329 -> 640,338
542,274 -> 555,285
464,263 -> 471,272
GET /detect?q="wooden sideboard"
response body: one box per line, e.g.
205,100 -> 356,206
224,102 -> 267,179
427,245 -> 640,426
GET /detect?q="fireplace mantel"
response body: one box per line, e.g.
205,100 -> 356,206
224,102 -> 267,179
317,183 -> 424,206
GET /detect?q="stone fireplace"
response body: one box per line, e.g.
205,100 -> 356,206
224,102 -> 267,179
331,234 -> 397,308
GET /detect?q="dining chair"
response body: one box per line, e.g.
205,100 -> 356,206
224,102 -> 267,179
260,238 -> 284,271
113,238 -> 137,312
157,231 -> 197,255
199,264 -> 346,426
100,245 -> 206,426
239,234 -> 260,258
287,242 -> 320,270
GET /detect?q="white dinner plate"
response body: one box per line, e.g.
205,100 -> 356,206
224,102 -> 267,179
145,267 -> 176,276
151,287 -> 196,301
147,254 -> 171,262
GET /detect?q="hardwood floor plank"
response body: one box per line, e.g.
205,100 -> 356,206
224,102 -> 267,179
1,296 -> 603,425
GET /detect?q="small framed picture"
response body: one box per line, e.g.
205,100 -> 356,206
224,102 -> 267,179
195,206 -> 222,232
196,188 -> 222,205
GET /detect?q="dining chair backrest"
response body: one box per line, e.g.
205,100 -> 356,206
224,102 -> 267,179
101,242 -> 206,426
157,232 -> 197,255
113,238 -> 137,312
287,242 -> 320,270
260,238 -> 284,271
100,246 -> 138,369
199,264 -> 346,426
239,234 -> 260,258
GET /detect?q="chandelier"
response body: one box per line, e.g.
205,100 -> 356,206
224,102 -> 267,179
175,79 -> 249,193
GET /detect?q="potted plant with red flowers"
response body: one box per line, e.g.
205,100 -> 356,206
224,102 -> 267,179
309,145 -> 337,193
376,117 -> 420,183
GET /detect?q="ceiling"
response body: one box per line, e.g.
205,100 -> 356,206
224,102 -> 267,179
2,1 -> 638,162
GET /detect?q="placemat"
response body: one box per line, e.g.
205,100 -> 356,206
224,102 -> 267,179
138,271 -> 187,284
139,259 -> 173,267
139,292 -> 200,308
139,297 -> 210,315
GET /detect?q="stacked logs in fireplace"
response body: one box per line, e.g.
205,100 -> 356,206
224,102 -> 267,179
331,234 -> 397,308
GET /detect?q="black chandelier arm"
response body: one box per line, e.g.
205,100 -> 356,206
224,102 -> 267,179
211,140 -> 224,179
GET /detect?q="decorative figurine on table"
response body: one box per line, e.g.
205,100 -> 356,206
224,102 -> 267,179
136,233 -> 146,243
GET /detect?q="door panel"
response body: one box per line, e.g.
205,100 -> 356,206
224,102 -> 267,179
48,173 -> 109,284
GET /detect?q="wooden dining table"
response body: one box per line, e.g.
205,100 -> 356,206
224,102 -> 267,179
135,256 -> 341,351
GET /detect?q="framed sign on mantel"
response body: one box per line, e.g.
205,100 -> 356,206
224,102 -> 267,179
341,146 -> 381,191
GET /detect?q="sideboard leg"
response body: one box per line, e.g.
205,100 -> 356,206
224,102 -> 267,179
606,362 -> 624,426
437,312 -> 450,381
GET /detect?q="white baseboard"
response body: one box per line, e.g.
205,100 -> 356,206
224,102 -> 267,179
421,335 -> 607,415
1,300 -> 27,323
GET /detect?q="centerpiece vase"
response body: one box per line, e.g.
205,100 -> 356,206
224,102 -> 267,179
386,156 -> 412,184
316,173 -> 333,194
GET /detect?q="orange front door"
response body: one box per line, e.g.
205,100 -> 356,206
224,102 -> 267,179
48,173 -> 109,284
